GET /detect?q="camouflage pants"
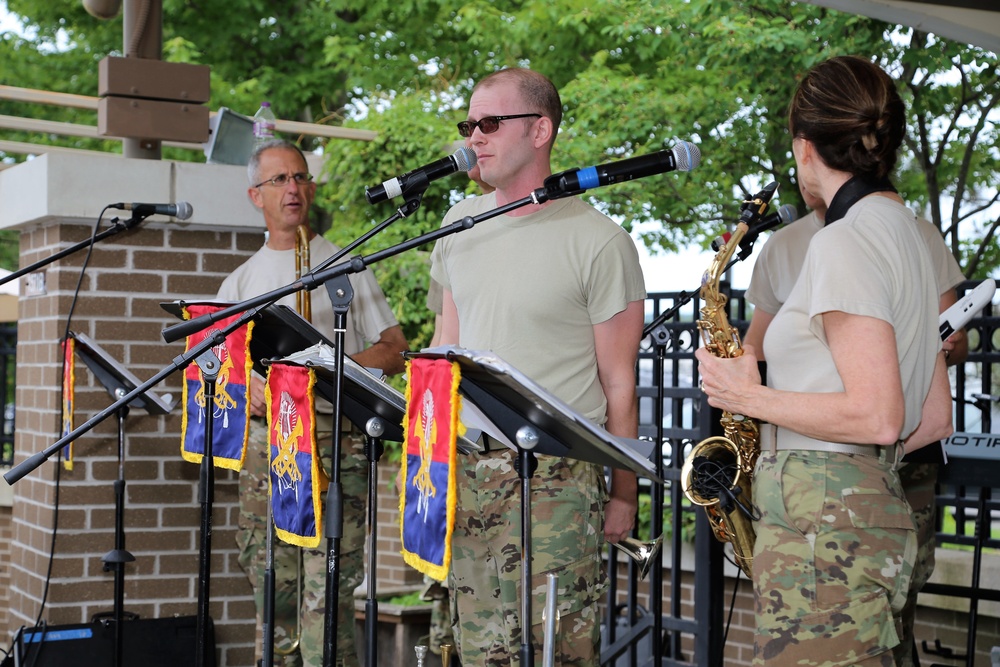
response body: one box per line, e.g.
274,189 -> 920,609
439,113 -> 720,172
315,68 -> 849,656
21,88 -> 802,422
752,450 -> 917,667
423,575 -> 454,656
236,417 -> 368,667
448,449 -> 607,667
893,462 -> 938,667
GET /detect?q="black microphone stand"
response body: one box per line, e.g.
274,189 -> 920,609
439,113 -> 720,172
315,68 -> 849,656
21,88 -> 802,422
320,273 -> 352,667
4,186 -> 548,667
160,188 -> 548,667
4,306 -> 269,667
62,331 -> 175,667
0,212 -> 154,288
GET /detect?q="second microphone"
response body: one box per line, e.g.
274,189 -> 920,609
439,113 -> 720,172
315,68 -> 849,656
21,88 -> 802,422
365,147 -> 478,204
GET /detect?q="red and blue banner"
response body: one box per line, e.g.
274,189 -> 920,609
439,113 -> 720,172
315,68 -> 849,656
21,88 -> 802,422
266,362 -> 322,548
400,358 -> 462,581
180,304 -> 253,470
61,337 -> 75,471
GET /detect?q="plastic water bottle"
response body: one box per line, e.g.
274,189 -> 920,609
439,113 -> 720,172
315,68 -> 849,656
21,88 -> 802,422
253,101 -> 276,144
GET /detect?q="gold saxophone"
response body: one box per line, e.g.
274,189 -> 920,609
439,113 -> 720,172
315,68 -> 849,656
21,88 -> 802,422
681,215 -> 764,578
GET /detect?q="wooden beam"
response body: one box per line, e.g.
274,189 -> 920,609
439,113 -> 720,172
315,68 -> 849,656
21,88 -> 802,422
0,114 -> 99,138
0,84 -> 100,110
274,118 -> 377,142
0,84 -> 377,142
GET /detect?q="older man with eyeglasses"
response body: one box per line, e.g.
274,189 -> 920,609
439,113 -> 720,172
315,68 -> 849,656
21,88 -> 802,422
430,68 -> 646,667
220,138 -> 408,667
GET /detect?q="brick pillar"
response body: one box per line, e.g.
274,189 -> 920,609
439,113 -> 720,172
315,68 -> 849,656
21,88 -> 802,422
0,153 -> 264,666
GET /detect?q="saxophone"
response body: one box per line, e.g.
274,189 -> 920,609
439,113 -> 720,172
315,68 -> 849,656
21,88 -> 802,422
681,185 -> 775,578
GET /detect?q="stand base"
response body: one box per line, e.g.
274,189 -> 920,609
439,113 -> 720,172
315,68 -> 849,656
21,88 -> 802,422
2,616 -> 214,667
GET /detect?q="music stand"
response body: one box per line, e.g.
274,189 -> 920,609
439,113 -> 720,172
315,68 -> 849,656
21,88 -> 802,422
406,347 -> 661,667
252,305 -> 407,443
68,331 -> 176,667
254,308 -> 478,667
254,305 -> 481,454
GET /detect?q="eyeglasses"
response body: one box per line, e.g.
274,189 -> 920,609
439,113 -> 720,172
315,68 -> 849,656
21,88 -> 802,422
253,172 -> 314,188
457,114 -> 542,138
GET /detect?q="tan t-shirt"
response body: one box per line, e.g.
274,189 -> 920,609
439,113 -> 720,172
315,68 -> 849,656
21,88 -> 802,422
430,192 -> 646,424
217,235 -> 398,356
762,197 -> 941,440
747,210 -> 964,313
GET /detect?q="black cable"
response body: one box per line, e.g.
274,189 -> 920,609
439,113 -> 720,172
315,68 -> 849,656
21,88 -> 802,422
5,209 -> 109,664
721,566 -> 743,648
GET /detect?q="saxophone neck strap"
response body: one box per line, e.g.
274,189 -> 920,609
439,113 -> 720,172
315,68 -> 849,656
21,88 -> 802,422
824,175 -> 897,226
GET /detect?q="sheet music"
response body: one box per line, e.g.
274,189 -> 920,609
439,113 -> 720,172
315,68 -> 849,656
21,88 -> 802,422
412,346 -> 660,479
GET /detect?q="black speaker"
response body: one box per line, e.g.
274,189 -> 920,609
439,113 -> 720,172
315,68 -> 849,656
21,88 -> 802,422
2,616 -> 213,667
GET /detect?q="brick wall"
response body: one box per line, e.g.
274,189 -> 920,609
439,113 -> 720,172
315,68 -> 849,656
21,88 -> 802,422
0,505 -> 10,634
1,213 -> 430,666
6,219 -> 262,666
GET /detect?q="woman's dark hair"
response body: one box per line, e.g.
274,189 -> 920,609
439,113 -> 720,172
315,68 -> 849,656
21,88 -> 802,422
789,56 -> 906,181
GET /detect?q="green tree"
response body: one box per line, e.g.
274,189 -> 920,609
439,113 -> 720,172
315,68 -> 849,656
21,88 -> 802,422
2,0 -> 997,325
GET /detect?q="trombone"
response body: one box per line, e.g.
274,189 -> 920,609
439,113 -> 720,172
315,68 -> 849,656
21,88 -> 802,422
273,222 -> 312,657
294,223 -> 312,322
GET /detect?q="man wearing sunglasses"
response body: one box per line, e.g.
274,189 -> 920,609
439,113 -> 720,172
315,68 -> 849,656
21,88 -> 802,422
220,138 -> 408,667
430,68 -> 646,666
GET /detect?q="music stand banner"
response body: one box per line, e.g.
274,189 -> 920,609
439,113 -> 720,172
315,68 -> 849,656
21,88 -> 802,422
61,337 -> 76,470
400,357 -> 462,581
180,304 -> 253,470
265,362 -> 323,548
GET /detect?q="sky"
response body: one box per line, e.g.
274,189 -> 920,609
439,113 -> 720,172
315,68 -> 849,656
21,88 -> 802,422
633,231 -> 759,294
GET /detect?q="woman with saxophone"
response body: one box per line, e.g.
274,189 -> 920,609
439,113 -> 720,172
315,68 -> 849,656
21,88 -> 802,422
695,56 -> 953,666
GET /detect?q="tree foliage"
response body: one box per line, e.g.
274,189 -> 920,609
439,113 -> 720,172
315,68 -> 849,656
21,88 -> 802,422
1,0 -> 997,345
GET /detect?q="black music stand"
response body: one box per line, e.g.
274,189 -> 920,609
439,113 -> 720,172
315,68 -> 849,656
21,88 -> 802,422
67,331 -> 176,667
264,342 -> 399,667
405,347 -> 661,667
254,307 -> 478,667
251,305 -> 405,442
160,300 -> 253,667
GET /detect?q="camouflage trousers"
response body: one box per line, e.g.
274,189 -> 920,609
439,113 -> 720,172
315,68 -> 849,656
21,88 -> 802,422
422,575 -> 454,656
448,449 -> 608,667
894,462 -> 938,667
236,417 -> 368,667
752,450 -> 917,667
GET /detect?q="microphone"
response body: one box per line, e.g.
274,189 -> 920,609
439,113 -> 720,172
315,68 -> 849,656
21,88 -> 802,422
711,203 -> 797,252
110,201 -> 194,220
538,140 -> 701,200
365,147 -> 477,204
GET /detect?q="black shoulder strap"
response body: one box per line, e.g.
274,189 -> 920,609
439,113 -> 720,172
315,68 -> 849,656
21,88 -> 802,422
825,175 -> 897,225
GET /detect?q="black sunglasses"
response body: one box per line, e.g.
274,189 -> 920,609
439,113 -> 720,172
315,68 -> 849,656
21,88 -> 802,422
457,114 -> 542,138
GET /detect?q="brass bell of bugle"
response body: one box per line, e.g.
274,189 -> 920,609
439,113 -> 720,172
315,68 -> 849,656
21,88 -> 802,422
611,535 -> 663,580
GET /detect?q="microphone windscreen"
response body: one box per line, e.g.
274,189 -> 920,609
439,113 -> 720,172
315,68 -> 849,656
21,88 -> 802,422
175,201 -> 194,220
777,204 -> 797,224
671,140 -> 701,172
453,146 -> 477,172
